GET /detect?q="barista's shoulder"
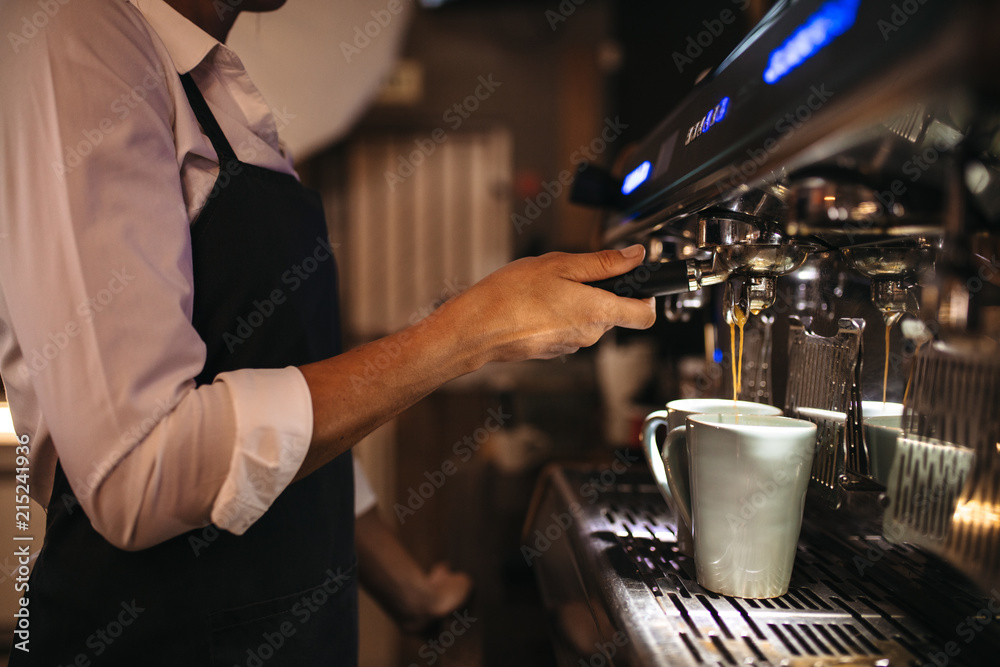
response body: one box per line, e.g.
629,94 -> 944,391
1,0 -> 170,88
55,0 -> 159,47
1,0 -> 161,57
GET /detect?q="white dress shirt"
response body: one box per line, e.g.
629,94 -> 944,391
0,0 -> 344,549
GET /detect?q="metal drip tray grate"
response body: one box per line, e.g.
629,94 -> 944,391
607,509 -> 928,665
526,466 -> 1000,666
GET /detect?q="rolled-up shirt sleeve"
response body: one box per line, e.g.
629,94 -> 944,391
208,369 -> 313,534
0,0 -> 313,550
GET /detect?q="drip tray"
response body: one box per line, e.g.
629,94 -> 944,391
525,465 -> 1000,667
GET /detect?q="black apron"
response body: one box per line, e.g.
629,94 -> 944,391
11,74 -> 357,666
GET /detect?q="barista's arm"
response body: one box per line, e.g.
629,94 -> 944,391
295,247 -> 655,481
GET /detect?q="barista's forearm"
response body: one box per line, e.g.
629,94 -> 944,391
294,303 -> 480,481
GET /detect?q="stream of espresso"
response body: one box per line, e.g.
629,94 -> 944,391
730,305 -> 749,404
730,319 -> 738,402
902,340 -> 925,406
735,305 -> 748,393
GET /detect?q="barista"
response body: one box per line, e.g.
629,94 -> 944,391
0,0 -> 655,663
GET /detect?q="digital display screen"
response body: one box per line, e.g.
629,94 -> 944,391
763,0 -> 861,84
621,161 -> 652,196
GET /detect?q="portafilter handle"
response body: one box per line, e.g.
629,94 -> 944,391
585,256 -> 727,298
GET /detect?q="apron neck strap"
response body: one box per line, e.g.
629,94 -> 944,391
179,72 -> 238,163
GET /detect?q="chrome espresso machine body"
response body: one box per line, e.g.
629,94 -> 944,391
527,0 -> 1000,664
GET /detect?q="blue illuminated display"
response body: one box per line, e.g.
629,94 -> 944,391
714,349 -> 724,364
763,0 -> 860,84
715,97 -> 729,124
621,160 -> 652,196
685,97 -> 730,146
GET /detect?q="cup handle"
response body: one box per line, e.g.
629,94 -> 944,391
641,411 -> 672,504
662,425 -> 693,530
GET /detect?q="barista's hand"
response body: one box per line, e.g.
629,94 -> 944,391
441,245 -> 656,364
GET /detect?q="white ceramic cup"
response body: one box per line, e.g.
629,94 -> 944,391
861,401 -> 904,418
858,404 -> 902,483
863,414 -> 902,485
642,399 -> 782,553
663,413 -> 817,598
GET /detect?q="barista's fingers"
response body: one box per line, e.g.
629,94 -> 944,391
605,295 -> 656,330
445,247 -> 656,364
574,291 -> 655,340
549,245 -> 647,283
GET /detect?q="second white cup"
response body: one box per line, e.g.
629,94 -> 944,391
664,413 -> 817,598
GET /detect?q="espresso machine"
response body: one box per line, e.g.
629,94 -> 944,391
526,0 -> 1000,664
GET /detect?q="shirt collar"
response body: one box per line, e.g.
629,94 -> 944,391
129,0 -> 220,74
